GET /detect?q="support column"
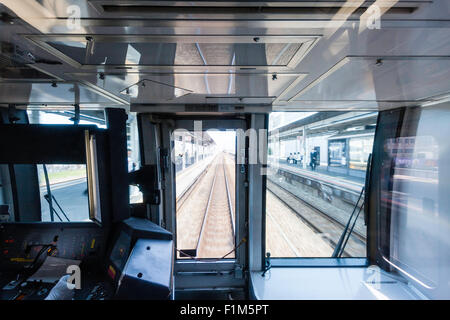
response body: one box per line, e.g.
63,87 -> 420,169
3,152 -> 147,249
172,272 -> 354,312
248,114 -> 266,271
302,126 -> 307,169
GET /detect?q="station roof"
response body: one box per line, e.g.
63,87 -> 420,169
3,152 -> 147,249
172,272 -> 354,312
174,130 -> 215,146
270,112 -> 346,134
328,128 -> 375,140
270,112 -> 378,141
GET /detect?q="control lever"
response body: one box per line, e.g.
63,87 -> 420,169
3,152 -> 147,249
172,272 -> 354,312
21,236 -> 59,279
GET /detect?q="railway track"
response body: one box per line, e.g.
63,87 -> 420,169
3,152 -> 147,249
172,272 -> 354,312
176,153 -> 235,259
196,155 -> 235,258
267,179 -> 366,257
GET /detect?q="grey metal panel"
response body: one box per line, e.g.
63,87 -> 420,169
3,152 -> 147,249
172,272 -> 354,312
117,238 -> 173,299
250,267 -> 425,300
175,260 -> 236,272
175,272 -> 245,290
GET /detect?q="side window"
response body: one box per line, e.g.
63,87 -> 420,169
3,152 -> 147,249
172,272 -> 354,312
2,110 -> 105,222
266,111 -> 377,258
374,105 -> 450,299
37,164 -> 89,222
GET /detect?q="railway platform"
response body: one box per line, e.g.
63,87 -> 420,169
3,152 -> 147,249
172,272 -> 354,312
270,161 -> 365,208
175,155 -> 215,199
274,162 -> 364,192
283,161 -> 364,184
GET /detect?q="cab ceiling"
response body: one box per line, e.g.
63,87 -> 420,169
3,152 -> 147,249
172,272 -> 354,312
0,0 -> 448,113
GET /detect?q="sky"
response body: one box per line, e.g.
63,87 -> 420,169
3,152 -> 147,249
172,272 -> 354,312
269,112 -> 317,130
207,130 -> 236,154
207,112 -> 317,153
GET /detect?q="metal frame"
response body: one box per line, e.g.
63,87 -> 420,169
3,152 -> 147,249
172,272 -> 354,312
87,0 -> 428,21
119,78 -> 194,99
131,104 -> 272,113
67,71 -> 307,105
25,18 -> 449,30
261,110 -> 372,268
67,71 -> 305,77
85,130 -> 102,225
24,34 -> 320,72
152,116 -> 248,289
270,257 -> 368,267
248,114 -> 267,271
89,1 -> 426,10
0,80 -> 128,106
272,73 -> 308,104
0,64 -> 63,83
77,79 -> 129,106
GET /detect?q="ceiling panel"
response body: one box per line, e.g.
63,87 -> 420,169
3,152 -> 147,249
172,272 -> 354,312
288,56 -> 450,103
47,42 -> 304,67
26,35 -> 319,71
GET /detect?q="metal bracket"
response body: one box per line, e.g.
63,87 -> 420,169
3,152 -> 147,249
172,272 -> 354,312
70,104 -> 80,125
234,265 -> 244,279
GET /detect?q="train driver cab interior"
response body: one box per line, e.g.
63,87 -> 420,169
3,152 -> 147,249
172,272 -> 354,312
0,0 -> 449,302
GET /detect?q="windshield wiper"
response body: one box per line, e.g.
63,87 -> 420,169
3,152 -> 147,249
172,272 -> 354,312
42,164 -> 70,222
43,193 -> 70,222
42,164 -> 54,221
332,186 -> 365,258
332,153 -> 372,257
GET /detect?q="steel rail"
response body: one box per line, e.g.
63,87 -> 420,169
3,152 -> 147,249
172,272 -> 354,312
267,180 -> 366,257
195,161 -> 218,254
223,160 -> 235,239
267,178 -> 366,242
176,161 -> 213,211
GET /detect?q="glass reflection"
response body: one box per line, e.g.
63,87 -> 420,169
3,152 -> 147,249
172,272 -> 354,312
47,41 -> 302,66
